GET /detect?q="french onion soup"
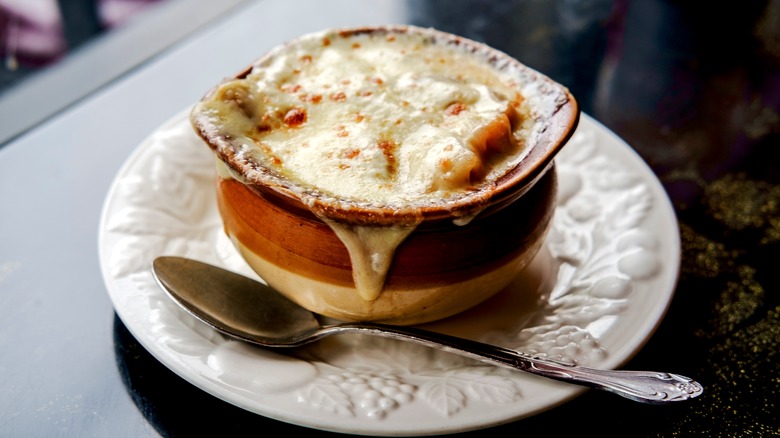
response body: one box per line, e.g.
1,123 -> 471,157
190,25 -> 579,324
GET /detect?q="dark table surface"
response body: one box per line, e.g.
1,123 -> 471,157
1,0 -> 778,436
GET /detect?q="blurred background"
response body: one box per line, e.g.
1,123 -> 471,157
0,0 -> 167,91
0,0 -> 247,145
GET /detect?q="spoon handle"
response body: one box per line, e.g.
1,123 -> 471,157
317,322 -> 703,404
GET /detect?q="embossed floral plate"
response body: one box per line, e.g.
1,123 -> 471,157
99,109 -> 680,436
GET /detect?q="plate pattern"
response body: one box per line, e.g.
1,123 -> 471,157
99,111 -> 678,434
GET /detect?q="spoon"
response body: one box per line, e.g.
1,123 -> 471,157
151,256 -> 703,404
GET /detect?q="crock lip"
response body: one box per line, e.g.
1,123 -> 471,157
190,24 -> 580,225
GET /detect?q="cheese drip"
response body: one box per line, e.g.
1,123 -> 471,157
323,219 -> 418,301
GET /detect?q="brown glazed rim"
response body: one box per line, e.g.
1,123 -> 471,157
191,25 -> 580,225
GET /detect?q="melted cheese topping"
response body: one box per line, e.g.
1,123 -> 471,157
197,29 -> 532,207
196,28 -> 543,304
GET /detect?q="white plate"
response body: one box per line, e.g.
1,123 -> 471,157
99,110 -> 680,436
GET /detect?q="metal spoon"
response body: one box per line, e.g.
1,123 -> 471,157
151,255 -> 703,404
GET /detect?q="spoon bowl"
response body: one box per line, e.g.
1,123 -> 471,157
151,255 -> 703,404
